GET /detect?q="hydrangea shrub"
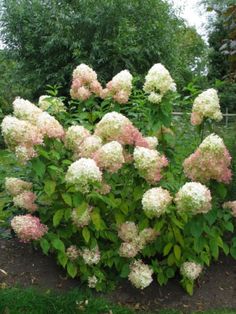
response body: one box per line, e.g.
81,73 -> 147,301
2,63 -> 235,295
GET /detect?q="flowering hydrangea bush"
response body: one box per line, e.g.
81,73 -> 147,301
143,63 -> 176,104
2,63 -> 235,295
175,182 -> 212,215
183,134 -> 232,183
191,89 -> 223,125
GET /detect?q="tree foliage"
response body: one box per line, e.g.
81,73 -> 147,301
0,0 -> 206,98
202,0 -> 236,110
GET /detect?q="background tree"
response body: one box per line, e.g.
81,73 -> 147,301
202,0 -> 236,111
0,0 -> 206,100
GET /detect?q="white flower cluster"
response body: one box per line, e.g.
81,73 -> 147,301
110,70 -> 133,93
223,201 -> 236,218
191,89 -> 223,125
118,222 -> 158,258
142,187 -> 172,218
199,134 -> 225,154
5,177 -> 32,196
144,136 -> 158,149
36,112 -> 64,139
66,245 -> 80,261
128,260 -> 153,289
38,95 -> 66,114
118,222 -> 138,242
71,206 -> 92,228
88,275 -> 98,288
13,97 -> 42,124
1,116 -> 43,149
102,70 -> 133,104
13,97 -> 65,139
143,63 -> 176,104
72,63 -> 97,83
81,246 -> 101,265
2,97 -> 65,163
64,125 -> 90,151
13,191 -> 38,212
77,135 -> 102,158
133,146 -> 159,170
65,158 -> 102,193
95,112 -> 130,143
180,262 -> 202,281
133,146 -> 168,183
70,64 -> 103,100
175,182 -> 212,215
93,141 -> 124,173
119,242 -> 140,258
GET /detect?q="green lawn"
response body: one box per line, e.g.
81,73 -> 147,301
0,288 -> 235,314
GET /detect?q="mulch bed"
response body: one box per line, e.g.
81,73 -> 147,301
0,238 -> 236,312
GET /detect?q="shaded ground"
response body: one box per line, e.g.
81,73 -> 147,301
0,238 -> 235,313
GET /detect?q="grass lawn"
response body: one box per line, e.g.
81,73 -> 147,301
0,288 -> 235,314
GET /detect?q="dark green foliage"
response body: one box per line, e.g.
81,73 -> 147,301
0,0 -> 206,99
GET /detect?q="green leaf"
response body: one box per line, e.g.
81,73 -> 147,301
225,222 -> 234,232
62,193 -> 72,206
53,209 -> 64,227
173,226 -> 184,247
216,183 -> 227,199
67,261 -> 77,278
210,239 -> 219,259
32,158 -> 46,177
230,247 -> 236,259
167,253 -> 175,266
154,219 -> 165,232
115,213 -> 125,224
58,252 -> 68,268
205,209 -> 217,225
73,193 -> 84,207
82,227 -> 90,243
157,271 -> 166,286
64,208 -> 72,221
120,263 -> 130,278
186,281 -> 194,296
163,243 -> 173,256
75,202 -> 88,219
174,244 -> 181,260
190,220 -> 203,238
200,251 -> 210,266
44,180 -> 56,196
223,243 -> 229,255
91,210 -> 105,231
166,268 -> 175,279
52,238 -> 65,252
40,238 -> 50,255
138,218 -> 149,231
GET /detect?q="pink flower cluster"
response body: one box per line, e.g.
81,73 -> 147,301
183,134 -> 232,184
118,222 -> 158,258
5,177 -> 38,212
11,214 -> 48,242
223,201 -> 236,217
13,191 -> 38,212
1,98 -> 64,163
70,64 -> 133,104
93,141 -> 125,173
94,112 -> 148,147
133,147 -> 168,184
101,70 -> 133,104
70,64 -> 102,101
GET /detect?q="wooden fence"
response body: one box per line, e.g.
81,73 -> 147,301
173,109 -> 236,127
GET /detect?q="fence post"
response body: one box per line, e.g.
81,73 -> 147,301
226,107 -> 229,127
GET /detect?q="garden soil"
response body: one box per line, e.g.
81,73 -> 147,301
0,238 -> 235,313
